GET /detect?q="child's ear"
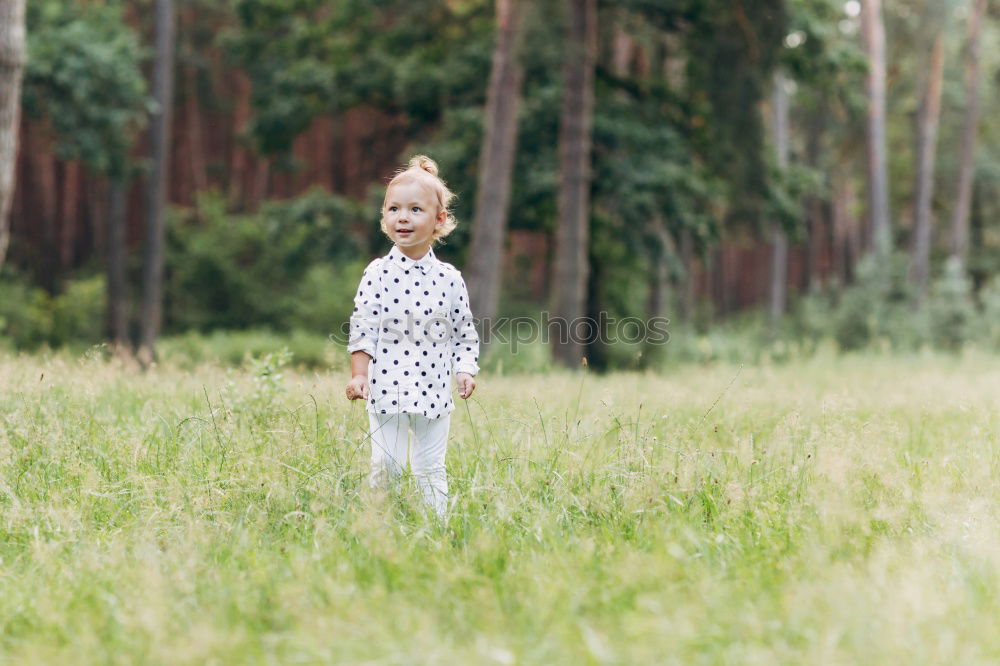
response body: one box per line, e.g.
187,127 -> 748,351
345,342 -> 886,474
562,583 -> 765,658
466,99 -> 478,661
436,209 -> 447,227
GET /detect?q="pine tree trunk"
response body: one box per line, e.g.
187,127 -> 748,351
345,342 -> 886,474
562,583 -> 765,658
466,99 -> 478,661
0,0 -> 26,271
911,33 -> 944,299
32,123 -> 58,291
107,179 -> 129,347
679,228 -> 695,322
140,0 -> 176,364
969,176 -> 984,290
552,0 -> 596,368
643,221 -> 672,365
185,64 -> 208,196
60,161 -> 80,269
769,71 -> 789,329
804,100 -> 827,292
228,72 -> 251,208
861,0 -> 891,257
832,167 -> 859,285
949,0 -> 986,271
467,0 -> 523,325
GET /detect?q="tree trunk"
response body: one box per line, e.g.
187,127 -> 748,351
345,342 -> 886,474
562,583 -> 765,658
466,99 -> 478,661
60,161 -> 81,270
861,0 -> 891,257
0,0 -> 26,271
769,71 -> 789,330
140,0 -> 176,364
911,33 -> 944,299
228,72 -> 251,208
185,64 -> 209,197
832,167 -> 859,285
551,0 -> 596,368
678,228 -> 695,322
33,122 -> 59,291
804,99 -> 827,292
969,176 -> 984,290
643,221 -> 672,366
467,0 -> 523,325
949,0 -> 986,271
107,179 -> 129,347
646,237 -> 670,322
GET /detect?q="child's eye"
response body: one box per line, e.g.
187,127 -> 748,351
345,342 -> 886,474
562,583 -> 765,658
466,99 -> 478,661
412,207 -> 422,212
388,206 -> 398,212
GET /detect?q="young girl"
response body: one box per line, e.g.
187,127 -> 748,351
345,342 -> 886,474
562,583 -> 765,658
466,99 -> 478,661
345,155 -> 480,518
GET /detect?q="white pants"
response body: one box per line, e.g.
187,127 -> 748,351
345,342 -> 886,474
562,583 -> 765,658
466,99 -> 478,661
367,411 -> 451,517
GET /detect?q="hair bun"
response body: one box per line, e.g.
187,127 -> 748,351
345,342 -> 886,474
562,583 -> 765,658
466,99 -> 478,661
407,154 -> 439,177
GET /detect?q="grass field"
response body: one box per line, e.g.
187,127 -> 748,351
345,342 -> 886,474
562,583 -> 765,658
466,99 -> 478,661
1,350 -> 999,664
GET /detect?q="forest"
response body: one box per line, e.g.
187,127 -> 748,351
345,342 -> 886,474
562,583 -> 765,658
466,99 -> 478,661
1,0 -> 1000,366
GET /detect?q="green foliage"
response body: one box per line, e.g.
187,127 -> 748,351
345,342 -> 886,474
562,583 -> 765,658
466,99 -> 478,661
22,0 -> 149,178
0,277 -> 52,350
165,189 -> 368,333
782,0 -> 867,94
926,257 -> 977,351
974,274 -> 1000,350
222,0 -> 493,155
797,254 -> 925,352
289,263 -> 367,333
0,274 -> 106,350
790,252 -> 998,354
766,161 -> 824,239
591,80 -> 724,249
158,328 -> 339,369
684,0 -> 787,226
50,276 -> 107,348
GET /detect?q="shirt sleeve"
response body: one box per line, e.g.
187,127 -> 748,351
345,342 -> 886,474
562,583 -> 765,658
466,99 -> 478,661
450,274 -> 480,376
347,259 -> 381,358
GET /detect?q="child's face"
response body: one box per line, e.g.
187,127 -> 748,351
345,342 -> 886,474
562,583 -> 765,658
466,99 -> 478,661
382,180 -> 445,258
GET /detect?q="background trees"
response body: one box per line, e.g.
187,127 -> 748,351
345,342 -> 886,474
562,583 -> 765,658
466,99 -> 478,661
861,0 -> 891,257
552,0 -> 597,368
0,0 -> 26,272
466,0 -> 522,326
1,0 -> 999,363
139,0 -> 176,363
950,0 -> 987,272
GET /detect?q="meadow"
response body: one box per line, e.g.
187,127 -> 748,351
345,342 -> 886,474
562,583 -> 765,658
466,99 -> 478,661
1,348 -> 998,665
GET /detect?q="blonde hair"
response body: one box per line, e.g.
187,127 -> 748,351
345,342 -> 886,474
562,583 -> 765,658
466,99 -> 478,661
380,155 -> 458,243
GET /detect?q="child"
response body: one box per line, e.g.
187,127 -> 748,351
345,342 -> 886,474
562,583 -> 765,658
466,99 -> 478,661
345,155 -> 480,518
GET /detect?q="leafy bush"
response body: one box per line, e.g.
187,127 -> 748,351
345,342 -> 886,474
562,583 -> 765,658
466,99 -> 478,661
50,275 -> 106,348
974,275 -> 1000,350
0,273 -> 105,350
787,253 -> 992,355
800,253 -> 927,352
926,257 -> 977,351
288,262 -> 368,334
159,329 -> 341,370
166,189 -> 369,333
0,276 -> 52,349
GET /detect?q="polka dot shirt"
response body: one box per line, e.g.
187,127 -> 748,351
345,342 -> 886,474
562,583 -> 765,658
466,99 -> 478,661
347,245 -> 480,419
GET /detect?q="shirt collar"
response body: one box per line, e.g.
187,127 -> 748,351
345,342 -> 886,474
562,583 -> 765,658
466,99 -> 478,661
388,245 -> 437,274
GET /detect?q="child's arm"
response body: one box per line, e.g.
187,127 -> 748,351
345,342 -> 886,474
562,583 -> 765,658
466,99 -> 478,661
346,350 -> 371,400
345,260 -> 381,401
450,275 -> 480,398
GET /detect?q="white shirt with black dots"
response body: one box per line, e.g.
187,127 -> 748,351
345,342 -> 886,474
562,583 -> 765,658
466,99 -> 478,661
348,245 -> 480,419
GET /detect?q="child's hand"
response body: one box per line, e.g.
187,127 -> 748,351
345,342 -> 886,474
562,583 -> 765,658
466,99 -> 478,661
455,372 -> 476,399
345,374 -> 369,401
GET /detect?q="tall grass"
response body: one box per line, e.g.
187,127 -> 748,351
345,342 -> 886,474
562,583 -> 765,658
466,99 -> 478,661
1,350 -> 998,664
